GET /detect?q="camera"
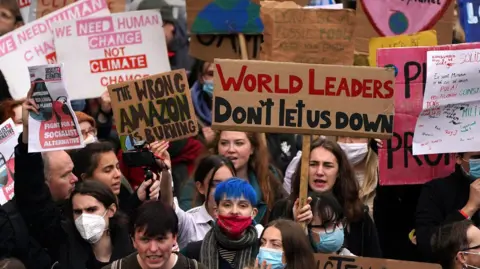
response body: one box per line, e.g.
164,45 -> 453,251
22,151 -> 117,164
122,140 -> 157,168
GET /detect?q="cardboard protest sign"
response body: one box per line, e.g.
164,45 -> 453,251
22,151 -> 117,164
107,69 -> 198,143
0,0 -> 110,100
190,34 -> 262,62
355,0 -> 455,53
376,42 -> 480,185
18,0 -> 32,23
212,59 -> 395,138
315,254 -> 441,269
369,30 -> 438,67
186,0 -> 308,34
459,0 -> 480,42
413,48 -> 480,154
260,2 -> 355,65
0,119 -> 19,205
53,10 -> 170,100
28,64 -> 84,153
32,0 -> 126,19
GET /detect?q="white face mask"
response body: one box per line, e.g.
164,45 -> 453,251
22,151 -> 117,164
462,252 -> 480,269
338,142 -> 368,165
74,211 -> 107,244
83,135 -> 98,144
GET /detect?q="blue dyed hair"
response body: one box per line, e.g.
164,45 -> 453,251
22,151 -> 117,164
214,178 -> 258,206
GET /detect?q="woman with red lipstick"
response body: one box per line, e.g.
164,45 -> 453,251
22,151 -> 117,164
211,131 -> 286,225
270,138 -> 382,258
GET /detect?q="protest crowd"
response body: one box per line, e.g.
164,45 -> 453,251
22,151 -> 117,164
0,0 -> 479,269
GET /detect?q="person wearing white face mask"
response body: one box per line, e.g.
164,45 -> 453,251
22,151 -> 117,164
63,180 -> 134,269
75,111 -> 98,145
337,137 -> 378,219
431,219 -> 480,269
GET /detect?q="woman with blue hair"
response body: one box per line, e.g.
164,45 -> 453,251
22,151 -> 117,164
183,178 -> 260,269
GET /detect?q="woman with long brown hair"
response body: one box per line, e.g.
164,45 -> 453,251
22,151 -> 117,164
211,131 -> 286,224
270,138 -> 381,257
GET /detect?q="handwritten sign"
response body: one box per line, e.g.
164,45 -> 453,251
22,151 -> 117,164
315,254 -> 441,269
186,0 -> 308,34
260,3 -> 355,65
28,64 -> 84,153
368,30 -> 438,66
376,43 -> 480,185
0,0 -> 110,100
355,0 -> 455,53
107,69 -> 198,143
413,49 -> 480,155
459,0 -> 480,42
0,119 -> 19,205
212,59 -> 395,138
53,10 -> 170,100
190,34 -> 262,62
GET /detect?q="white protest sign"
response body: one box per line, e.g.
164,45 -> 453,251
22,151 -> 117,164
0,118 -> 20,205
28,64 -> 84,153
0,0 -> 110,100
413,49 -> 480,155
53,10 -> 171,100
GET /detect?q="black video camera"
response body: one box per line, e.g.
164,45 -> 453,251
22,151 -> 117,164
122,140 -> 157,168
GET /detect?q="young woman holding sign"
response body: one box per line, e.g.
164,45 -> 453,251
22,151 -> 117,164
270,138 -> 382,258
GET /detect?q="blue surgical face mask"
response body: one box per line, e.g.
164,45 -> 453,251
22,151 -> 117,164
310,228 -> 344,253
202,80 -> 214,97
470,159 -> 480,179
256,247 -> 285,269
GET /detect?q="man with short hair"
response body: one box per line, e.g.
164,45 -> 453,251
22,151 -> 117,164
104,200 -> 206,269
183,178 -> 260,269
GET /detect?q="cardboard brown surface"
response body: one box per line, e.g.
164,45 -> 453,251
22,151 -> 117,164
315,254 -> 442,269
212,59 -> 395,139
189,34 -> 262,62
354,0 -> 455,54
36,0 -> 125,18
261,2 -> 355,65
107,69 -> 198,143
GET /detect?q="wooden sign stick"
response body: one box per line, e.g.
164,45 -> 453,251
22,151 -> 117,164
299,135 -> 311,228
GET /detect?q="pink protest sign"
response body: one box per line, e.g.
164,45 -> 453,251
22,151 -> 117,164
0,0 -> 110,100
53,10 -> 170,100
377,42 -> 480,185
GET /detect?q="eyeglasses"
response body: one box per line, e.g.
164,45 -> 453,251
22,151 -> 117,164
462,244 -> 480,252
81,128 -> 97,139
309,219 -> 346,234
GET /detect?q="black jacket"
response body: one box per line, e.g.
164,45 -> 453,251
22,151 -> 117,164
270,198 -> 382,258
415,166 -> 474,262
14,135 -> 134,269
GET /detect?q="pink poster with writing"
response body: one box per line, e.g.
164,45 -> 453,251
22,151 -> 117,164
0,0 -> 110,100
377,42 -> 480,185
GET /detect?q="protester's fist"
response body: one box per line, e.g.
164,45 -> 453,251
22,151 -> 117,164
202,127 -> 215,144
99,90 -> 112,113
21,88 -> 39,143
293,197 -> 313,224
466,179 -> 480,213
149,141 -> 171,169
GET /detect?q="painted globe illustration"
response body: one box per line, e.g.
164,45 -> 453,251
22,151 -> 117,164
191,0 -> 263,34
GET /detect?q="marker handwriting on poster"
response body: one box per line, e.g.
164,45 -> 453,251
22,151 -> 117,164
213,60 -> 395,139
413,48 -> 480,155
53,11 -> 169,100
108,69 -> 198,143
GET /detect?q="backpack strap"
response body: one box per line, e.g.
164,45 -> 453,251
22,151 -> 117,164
3,201 -> 29,250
